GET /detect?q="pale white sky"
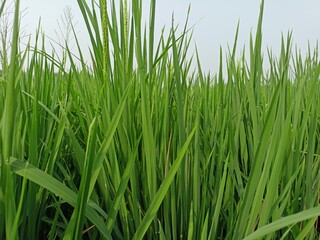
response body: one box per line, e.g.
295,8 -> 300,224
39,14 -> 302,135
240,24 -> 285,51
17,0 -> 320,73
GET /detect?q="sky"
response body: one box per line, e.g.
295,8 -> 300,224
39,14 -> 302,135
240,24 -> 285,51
17,0 -> 320,73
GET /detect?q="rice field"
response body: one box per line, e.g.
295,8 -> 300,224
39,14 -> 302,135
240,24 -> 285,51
1,0 -> 320,239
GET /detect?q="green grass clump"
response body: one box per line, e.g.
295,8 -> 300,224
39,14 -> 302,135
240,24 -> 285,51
1,0 -> 320,239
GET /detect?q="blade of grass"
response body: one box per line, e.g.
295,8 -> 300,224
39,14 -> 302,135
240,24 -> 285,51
1,0 -> 21,238
63,118 -> 98,240
9,158 -> 112,239
132,124 -> 197,240
243,207 -> 320,240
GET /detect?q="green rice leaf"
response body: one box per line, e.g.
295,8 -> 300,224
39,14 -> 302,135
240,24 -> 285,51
9,159 -> 111,240
243,207 -> 320,240
133,124 -> 197,240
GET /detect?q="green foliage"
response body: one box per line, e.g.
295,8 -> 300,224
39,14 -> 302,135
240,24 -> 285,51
1,0 -> 320,239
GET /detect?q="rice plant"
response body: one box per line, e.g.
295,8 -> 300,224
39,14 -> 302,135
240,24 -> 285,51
1,0 -> 320,239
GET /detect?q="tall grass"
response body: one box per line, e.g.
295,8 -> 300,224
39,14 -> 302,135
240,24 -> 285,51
1,0 -> 320,239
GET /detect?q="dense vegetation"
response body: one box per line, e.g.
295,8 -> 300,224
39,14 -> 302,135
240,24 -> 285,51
1,0 -> 320,239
